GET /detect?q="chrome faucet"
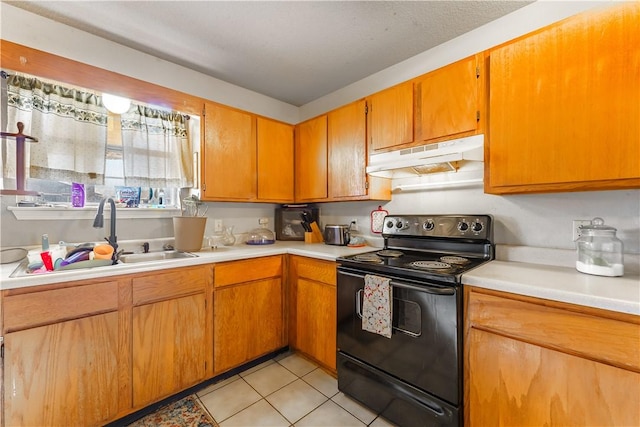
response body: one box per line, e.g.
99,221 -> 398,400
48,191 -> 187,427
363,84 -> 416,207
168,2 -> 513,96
93,197 -> 118,261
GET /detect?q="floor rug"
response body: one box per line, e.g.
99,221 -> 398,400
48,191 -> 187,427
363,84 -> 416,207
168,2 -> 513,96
127,395 -> 218,427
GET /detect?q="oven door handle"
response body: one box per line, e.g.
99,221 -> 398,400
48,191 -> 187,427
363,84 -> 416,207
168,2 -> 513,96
340,270 -> 456,296
390,280 -> 456,295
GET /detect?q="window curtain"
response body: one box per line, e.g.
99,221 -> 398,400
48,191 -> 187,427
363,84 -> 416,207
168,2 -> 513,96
3,73 -> 108,183
120,105 -> 193,188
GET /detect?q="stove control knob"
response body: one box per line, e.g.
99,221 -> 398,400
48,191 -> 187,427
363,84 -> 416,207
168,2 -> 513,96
457,221 -> 469,232
423,220 -> 435,231
386,220 -> 395,229
471,221 -> 484,233
396,221 -> 404,229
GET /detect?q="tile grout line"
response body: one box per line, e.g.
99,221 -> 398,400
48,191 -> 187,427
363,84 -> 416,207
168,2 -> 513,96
242,359 -> 327,425
194,354 -> 360,427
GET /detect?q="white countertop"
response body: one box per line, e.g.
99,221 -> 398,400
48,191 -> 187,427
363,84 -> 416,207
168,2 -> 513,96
0,241 -> 371,290
2,242 -> 638,316
463,260 -> 640,316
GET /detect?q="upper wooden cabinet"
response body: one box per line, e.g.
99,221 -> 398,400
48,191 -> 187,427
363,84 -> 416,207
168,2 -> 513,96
465,286 -> 640,426
415,54 -> 484,144
257,117 -> 295,202
486,3 -> 640,194
368,81 -> 414,151
328,100 -> 390,201
294,106 -> 391,203
295,115 -> 328,201
202,102 -> 294,202
202,102 -> 256,200
328,100 -> 369,199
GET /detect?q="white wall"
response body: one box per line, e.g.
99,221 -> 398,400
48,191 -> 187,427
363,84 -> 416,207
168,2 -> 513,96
1,1 -> 638,258
318,189 -> 640,256
2,1 -> 608,123
299,1 -> 610,119
0,196 -> 278,248
0,4 -> 299,124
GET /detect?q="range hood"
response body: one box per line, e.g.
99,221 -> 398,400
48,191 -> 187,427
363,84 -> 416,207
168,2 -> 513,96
366,134 -> 484,179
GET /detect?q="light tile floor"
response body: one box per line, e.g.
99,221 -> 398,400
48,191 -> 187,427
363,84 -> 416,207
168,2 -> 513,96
195,352 -> 398,427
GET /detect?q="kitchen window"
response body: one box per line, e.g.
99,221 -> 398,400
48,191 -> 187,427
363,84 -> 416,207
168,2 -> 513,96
1,70 -> 198,209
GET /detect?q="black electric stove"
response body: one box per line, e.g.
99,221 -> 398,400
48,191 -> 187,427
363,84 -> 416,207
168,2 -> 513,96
337,214 -> 494,284
336,214 -> 495,427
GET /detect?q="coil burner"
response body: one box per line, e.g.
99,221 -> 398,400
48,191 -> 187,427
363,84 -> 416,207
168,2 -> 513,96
439,256 -> 470,265
352,253 -> 384,263
410,261 -> 453,270
376,250 -> 404,258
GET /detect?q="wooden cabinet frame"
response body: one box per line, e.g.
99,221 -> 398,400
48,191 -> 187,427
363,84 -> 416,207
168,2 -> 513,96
464,286 -> 640,426
1,264 -> 214,426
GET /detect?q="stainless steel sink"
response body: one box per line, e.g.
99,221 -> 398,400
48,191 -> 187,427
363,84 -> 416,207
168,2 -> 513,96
118,250 -> 197,264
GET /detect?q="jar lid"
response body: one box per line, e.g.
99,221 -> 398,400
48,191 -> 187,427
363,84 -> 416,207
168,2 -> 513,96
579,217 -> 617,234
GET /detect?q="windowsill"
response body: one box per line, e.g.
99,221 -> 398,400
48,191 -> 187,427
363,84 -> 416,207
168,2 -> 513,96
7,205 -> 182,220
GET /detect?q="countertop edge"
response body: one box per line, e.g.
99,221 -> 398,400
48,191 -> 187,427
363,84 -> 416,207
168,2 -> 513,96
0,242 -> 372,290
462,260 -> 640,316
3,244 -> 639,316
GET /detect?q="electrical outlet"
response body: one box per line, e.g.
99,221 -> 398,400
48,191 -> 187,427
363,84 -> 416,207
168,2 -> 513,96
214,219 -> 223,232
350,219 -> 359,231
572,219 -> 591,241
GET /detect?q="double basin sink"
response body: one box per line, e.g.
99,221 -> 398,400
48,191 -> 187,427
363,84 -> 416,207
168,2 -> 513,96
10,250 -> 197,278
119,250 -> 197,263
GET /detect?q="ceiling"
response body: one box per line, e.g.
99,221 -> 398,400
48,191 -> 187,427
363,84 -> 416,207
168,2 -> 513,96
6,1 -> 532,106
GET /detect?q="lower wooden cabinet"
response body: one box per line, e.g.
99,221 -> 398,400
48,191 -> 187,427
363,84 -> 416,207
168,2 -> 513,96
465,286 -> 640,426
131,266 -> 213,408
213,256 -> 285,374
2,279 -> 129,427
288,255 -> 337,372
0,255 -> 340,424
1,264 -> 214,426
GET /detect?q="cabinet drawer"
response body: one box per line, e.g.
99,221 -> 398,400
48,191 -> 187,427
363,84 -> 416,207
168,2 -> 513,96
133,265 -> 211,306
3,280 -> 119,332
293,256 -> 336,285
467,288 -> 640,372
214,256 -> 282,288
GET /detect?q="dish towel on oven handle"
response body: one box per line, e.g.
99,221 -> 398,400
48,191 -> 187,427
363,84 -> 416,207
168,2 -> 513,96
362,274 -> 393,339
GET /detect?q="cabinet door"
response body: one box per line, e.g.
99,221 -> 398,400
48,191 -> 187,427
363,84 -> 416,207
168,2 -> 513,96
257,117 -> 294,202
202,102 -> 256,200
214,278 -> 284,373
4,313 -> 120,427
132,293 -> 207,407
468,328 -> 640,426
295,278 -> 337,371
466,287 -> 640,426
328,100 -> 368,199
295,115 -> 328,201
487,3 -> 640,193
289,256 -> 337,372
368,81 -> 414,151
415,54 -> 480,143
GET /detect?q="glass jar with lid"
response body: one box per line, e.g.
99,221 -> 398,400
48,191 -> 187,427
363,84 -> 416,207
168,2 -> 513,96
246,218 -> 275,245
575,217 -> 624,277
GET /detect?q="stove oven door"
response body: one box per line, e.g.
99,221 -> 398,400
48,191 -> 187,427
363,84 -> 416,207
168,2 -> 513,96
337,267 -> 461,424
